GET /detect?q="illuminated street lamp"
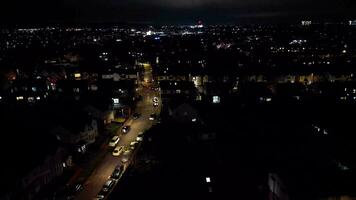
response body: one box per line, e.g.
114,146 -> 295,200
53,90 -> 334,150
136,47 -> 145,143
205,177 -> 211,183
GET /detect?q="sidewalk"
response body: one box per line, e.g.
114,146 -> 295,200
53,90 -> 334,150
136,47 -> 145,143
38,124 -> 122,200
68,124 -> 121,185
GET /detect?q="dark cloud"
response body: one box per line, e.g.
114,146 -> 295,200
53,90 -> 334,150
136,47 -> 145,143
0,0 -> 355,24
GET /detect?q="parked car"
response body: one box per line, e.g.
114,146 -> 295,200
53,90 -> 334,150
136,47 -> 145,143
93,194 -> 105,200
122,126 -> 131,133
111,165 -> 124,179
109,136 -> 120,147
66,183 -> 83,199
101,179 -> 115,193
111,170 -> 121,179
130,141 -> 138,150
152,97 -> 159,102
133,112 -> 141,119
112,146 -> 124,156
149,113 -> 156,121
136,136 -> 143,142
123,146 -> 131,155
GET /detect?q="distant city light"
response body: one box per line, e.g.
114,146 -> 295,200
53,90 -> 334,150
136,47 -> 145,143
28,97 -> 35,102
323,129 -> 328,135
156,56 -> 159,64
112,98 -> 119,104
16,96 -> 24,101
301,20 -> 312,26
146,30 -> 153,36
74,73 -> 81,78
213,96 -> 220,104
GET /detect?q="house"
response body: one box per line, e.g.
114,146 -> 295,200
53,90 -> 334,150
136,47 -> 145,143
50,112 -> 98,145
98,79 -> 136,117
44,101 -> 99,147
83,104 -> 115,127
168,103 -> 199,124
56,80 -> 89,97
0,106 -> 67,200
9,79 -> 49,104
100,64 -> 139,82
159,80 -> 198,102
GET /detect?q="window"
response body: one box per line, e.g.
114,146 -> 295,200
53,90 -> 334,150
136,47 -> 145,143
112,98 -> 119,104
213,96 -> 220,104
74,73 -> 81,78
16,96 -> 24,101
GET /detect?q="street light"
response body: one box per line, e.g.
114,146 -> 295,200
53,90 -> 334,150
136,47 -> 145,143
205,177 -> 211,183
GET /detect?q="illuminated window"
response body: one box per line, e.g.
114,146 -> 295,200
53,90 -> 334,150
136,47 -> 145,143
196,95 -> 202,101
113,98 -> 119,104
206,177 -> 211,183
28,97 -> 35,102
213,96 -> 220,104
16,96 -> 24,101
74,73 -> 81,78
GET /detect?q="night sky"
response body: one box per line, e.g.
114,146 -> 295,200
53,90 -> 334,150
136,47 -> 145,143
0,0 -> 356,25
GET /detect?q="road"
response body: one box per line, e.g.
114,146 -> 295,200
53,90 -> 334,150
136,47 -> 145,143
76,63 -> 161,200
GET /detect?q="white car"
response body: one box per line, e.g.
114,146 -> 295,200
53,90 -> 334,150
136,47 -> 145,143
112,146 -> 124,156
149,113 -> 156,121
136,136 -> 143,142
130,141 -> 138,150
122,126 -> 131,134
109,136 -> 120,147
130,141 -> 138,146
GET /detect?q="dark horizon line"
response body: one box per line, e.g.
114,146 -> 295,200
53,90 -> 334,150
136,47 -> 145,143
0,18 -> 354,29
